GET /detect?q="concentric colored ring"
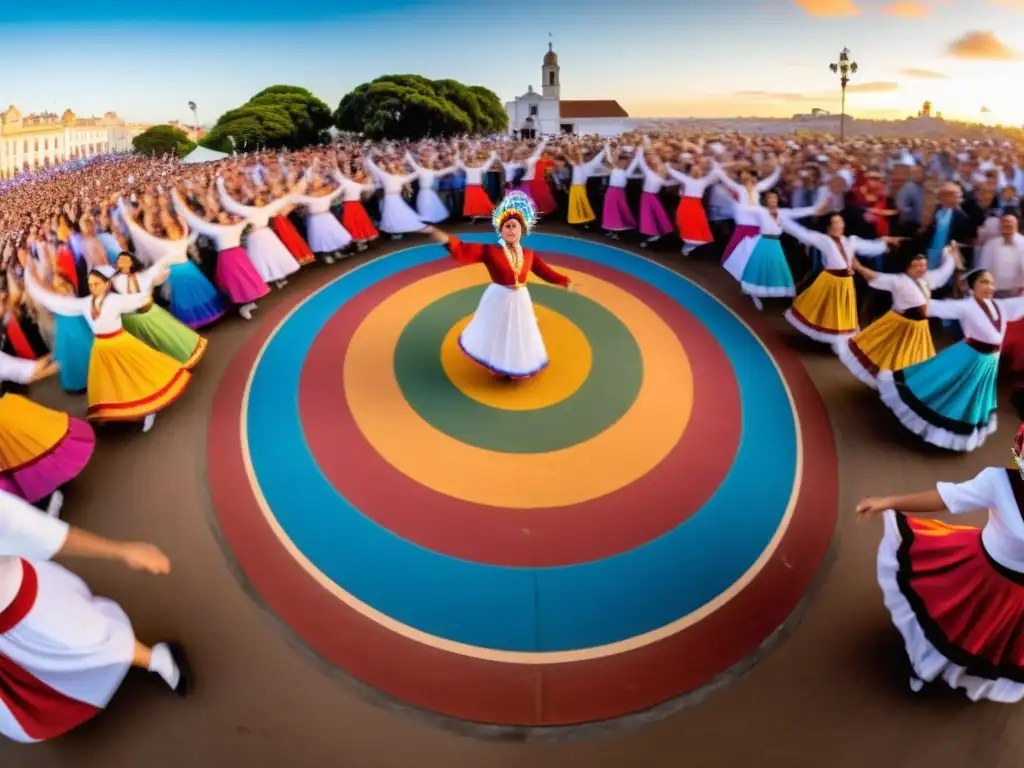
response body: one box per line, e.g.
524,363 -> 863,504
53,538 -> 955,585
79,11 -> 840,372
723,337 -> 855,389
304,255 -> 738,566
395,284 -> 641,452
440,306 -> 591,411
208,234 -> 839,728
346,265 -> 689,496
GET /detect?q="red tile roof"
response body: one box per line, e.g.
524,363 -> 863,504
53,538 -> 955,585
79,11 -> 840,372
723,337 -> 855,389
559,100 -> 630,119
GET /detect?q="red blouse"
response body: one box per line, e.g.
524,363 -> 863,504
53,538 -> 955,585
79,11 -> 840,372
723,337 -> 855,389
446,237 -> 570,288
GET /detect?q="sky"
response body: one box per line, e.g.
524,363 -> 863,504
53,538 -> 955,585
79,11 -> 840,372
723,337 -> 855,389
1,0 -> 1024,127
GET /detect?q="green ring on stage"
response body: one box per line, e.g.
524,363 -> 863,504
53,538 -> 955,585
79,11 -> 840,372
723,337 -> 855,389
393,284 -> 643,454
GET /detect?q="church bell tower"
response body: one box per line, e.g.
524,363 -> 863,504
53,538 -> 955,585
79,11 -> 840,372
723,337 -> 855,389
542,42 -> 560,99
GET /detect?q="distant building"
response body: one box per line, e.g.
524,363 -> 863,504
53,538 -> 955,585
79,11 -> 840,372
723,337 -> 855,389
0,105 -> 152,178
504,43 -> 633,138
167,121 -> 206,142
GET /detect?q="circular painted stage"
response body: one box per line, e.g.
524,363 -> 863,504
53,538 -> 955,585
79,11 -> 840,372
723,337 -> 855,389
207,233 -> 838,732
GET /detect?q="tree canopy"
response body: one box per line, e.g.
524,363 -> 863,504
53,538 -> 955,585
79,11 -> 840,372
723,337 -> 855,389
334,75 -> 508,140
201,85 -> 333,153
132,125 -> 196,157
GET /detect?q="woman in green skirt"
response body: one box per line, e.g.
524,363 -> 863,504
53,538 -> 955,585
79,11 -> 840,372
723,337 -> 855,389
109,253 -> 207,370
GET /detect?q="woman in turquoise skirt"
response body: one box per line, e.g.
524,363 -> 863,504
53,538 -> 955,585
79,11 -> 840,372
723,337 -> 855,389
878,269 -> 1024,452
109,252 -> 208,370
49,275 -> 93,393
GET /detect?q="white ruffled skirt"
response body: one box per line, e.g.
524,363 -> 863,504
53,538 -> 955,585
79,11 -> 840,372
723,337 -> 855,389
415,188 -> 450,224
0,560 -> 135,743
459,284 -> 548,378
244,227 -> 301,282
379,193 -> 425,234
305,212 -> 352,253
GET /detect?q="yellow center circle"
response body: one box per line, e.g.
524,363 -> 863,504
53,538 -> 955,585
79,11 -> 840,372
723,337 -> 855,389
440,306 -> 593,411
342,265 -> 694,509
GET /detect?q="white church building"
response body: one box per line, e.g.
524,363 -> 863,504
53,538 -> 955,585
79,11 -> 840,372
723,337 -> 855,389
504,44 -> 634,138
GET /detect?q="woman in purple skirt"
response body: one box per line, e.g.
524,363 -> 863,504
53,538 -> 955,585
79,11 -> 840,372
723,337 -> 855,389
600,144 -> 642,238
171,189 -> 269,321
634,145 -> 679,248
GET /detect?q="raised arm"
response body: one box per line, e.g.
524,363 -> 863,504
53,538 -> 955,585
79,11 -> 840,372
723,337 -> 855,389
171,191 -> 217,237
713,163 -> 744,196
118,199 -> 172,253
23,266 -> 86,317
215,177 -> 255,219
755,165 -> 782,193
923,297 -> 964,321
529,252 -> 571,287
849,236 -> 889,258
924,247 -> 957,289
779,216 -> 829,250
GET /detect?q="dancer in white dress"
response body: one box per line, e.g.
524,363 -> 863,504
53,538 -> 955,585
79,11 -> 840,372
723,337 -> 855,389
422,192 -> 573,379
858,423 -> 1024,700
364,154 -> 425,236
293,174 -> 352,260
404,150 -> 456,224
215,175 -> 305,289
0,490 -> 188,743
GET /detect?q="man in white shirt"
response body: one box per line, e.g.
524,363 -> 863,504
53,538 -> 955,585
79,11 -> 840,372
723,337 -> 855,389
976,213 -> 1024,297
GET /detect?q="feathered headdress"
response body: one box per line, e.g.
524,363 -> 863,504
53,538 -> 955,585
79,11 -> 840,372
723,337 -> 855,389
492,191 -> 538,237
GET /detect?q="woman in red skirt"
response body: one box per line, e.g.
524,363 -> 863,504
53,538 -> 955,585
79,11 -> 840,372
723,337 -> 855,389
334,165 -> 379,252
456,150 -> 498,221
858,422 -> 1024,702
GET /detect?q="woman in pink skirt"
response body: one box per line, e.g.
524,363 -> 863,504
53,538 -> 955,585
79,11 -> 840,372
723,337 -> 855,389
634,146 -> 679,248
600,144 -> 642,237
0,352 -> 94,520
171,189 -> 269,321
857,421 -> 1024,701
714,160 -> 783,263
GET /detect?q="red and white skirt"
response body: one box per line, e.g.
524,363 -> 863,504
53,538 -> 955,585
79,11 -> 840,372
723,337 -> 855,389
878,511 -> 1024,702
341,202 -> 379,243
0,559 -> 135,742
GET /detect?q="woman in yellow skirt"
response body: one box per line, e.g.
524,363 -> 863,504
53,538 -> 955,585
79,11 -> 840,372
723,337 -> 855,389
23,262 -> 191,434
564,145 -> 607,227
780,211 -> 901,344
837,244 -> 961,388
0,351 -> 94,518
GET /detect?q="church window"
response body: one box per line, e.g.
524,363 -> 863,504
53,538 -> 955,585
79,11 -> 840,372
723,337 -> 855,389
530,105 -> 538,117
44,138 -> 48,150
22,140 -> 27,152
33,139 -> 38,152
54,138 -> 58,149
548,71 -> 555,86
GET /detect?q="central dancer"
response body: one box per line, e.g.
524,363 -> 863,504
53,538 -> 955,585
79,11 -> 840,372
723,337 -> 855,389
423,192 -> 573,380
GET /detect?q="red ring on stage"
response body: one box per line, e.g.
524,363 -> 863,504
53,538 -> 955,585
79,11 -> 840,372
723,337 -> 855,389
207,251 -> 837,725
299,253 -> 740,567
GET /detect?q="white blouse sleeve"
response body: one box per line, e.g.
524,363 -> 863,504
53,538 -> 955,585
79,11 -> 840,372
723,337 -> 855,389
996,297 -> 1024,323
849,236 -> 888,258
0,490 -> 69,560
215,178 -> 254,219
924,298 -> 965,321
109,290 -> 154,314
924,251 -> 956,289
0,351 -> 38,385
779,204 -> 820,220
24,269 -> 85,317
779,217 -> 829,250
172,192 -> 217,237
755,166 -> 782,192
936,467 -> 1000,515
867,272 -> 901,292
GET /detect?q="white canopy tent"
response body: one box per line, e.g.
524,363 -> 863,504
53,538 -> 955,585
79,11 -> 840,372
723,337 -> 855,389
180,146 -> 229,165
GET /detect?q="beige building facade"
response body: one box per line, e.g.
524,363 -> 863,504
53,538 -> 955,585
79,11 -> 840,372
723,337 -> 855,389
0,106 -> 151,178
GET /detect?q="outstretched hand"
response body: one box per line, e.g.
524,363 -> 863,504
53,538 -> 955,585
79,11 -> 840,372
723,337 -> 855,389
120,542 -> 171,574
855,497 -> 890,521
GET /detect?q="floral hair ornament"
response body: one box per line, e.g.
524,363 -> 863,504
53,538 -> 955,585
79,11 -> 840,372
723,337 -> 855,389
492,191 -> 538,238
1013,422 -> 1024,476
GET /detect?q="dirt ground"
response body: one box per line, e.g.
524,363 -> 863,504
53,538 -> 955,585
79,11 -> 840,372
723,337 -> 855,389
6,225 -> 1022,768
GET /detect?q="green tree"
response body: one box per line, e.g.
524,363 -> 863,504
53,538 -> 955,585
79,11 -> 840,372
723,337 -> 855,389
200,84 -> 332,152
132,124 -> 194,156
334,75 -> 508,140
200,104 -> 295,153
246,85 -> 333,146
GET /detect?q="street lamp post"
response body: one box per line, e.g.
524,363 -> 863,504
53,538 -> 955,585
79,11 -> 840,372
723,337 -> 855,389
188,101 -> 200,142
829,47 -> 858,142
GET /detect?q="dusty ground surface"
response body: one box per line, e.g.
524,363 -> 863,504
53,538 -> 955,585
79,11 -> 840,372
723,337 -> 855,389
5,224 -> 1021,768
